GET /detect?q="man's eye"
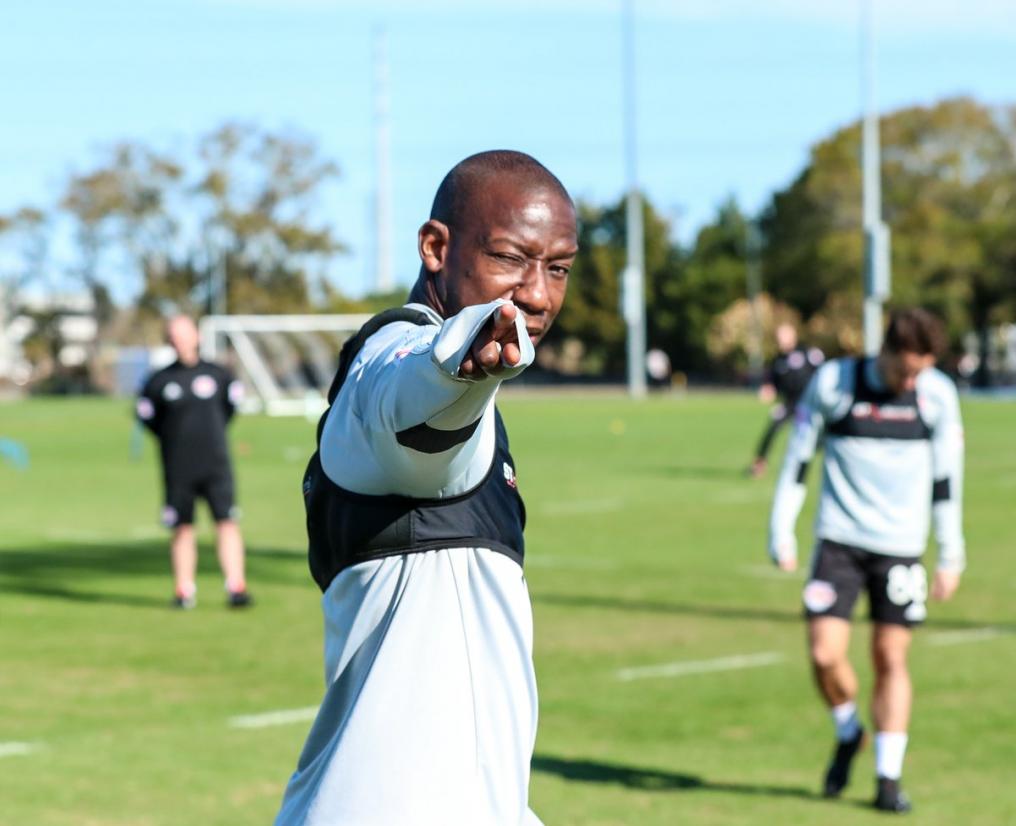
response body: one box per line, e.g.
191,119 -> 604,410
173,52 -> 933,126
550,265 -> 570,278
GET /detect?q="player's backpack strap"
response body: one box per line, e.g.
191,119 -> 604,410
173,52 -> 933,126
315,307 -> 434,446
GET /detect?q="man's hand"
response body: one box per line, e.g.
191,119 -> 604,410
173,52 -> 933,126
770,539 -> 797,572
758,383 -> 776,404
931,569 -> 961,601
459,304 -> 522,379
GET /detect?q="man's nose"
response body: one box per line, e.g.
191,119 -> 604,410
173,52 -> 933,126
514,262 -> 551,314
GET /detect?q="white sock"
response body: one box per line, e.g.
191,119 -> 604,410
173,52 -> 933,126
830,701 -> 860,741
875,732 -> 908,780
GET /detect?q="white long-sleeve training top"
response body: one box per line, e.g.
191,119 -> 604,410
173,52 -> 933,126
769,356 -> 965,571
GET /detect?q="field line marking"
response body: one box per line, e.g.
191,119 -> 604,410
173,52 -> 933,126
0,742 -> 44,758
617,651 -> 785,682
228,706 -> 319,729
925,627 -> 1007,646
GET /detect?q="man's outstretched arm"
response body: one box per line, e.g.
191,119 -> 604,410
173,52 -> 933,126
321,300 -> 535,498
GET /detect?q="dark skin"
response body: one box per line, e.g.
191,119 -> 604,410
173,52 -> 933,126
413,178 -> 578,379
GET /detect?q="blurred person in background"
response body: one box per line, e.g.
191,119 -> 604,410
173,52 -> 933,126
748,322 -> 824,478
136,315 -> 250,609
767,308 -> 965,813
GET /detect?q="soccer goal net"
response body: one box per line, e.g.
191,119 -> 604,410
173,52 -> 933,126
199,314 -> 372,417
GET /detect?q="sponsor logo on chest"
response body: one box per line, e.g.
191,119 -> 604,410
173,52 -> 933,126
849,401 -> 918,423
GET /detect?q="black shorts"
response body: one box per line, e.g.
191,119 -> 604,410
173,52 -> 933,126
162,469 -> 237,527
802,539 -> 928,627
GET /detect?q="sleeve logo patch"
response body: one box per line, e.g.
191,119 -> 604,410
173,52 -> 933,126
503,462 -> 517,489
191,375 -> 218,399
136,398 -> 155,420
163,382 -> 183,401
803,579 -> 838,613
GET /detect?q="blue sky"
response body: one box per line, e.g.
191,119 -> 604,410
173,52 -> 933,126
4,0 -> 1016,298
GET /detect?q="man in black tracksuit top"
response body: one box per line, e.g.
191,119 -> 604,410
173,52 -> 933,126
137,315 -> 251,608
749,322 -> 824,477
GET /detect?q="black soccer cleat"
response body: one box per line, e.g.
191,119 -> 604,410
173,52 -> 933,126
227,590 -> 253,608
873,776 -> 912,813
822,726 -> 866,798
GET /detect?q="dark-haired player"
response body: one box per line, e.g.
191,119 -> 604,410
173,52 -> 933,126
274,151 -> 577,826
768,308 -> 964,813
137,315 -> 250,609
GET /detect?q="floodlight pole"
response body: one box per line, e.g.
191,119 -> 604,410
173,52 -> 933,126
746,220 -> 764,385
861,0 -> 889,355
622,0 -> 647,398
373,26 -> 394,294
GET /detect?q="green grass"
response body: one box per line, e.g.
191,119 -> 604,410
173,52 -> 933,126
1,393 -> 1014,825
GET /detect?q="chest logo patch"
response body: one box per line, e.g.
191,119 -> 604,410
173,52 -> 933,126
192,375 -> 218,399
163,382 -> 183,402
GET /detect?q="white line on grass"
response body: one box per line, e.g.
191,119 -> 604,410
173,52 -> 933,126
617,651 -> 785,682
0,742 -> 43,758
925,627 -> 1008,646
228,706 -> 319,729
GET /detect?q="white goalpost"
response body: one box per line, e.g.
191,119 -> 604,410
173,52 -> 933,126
199,314 -> 372,416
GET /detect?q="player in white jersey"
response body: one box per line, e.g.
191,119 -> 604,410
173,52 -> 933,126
274,151 -> 578,826
768,308 -> 964,813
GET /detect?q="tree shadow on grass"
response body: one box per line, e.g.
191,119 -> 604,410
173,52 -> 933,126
531,754 -> 818,801
532,592 -> 1016,632
0,538 -> 309,608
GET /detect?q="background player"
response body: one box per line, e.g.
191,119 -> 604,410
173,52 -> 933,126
136,315 -> 251,609
748,322 -> 824,478
275,151 -> 577,826
767,308 -> 964,813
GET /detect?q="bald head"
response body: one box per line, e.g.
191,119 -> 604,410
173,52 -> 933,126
429,150 -> 573,230
166,315 -> 200,365
412,150 -> 577,342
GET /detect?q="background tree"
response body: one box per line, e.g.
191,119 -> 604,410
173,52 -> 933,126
761,96 -> 1016,377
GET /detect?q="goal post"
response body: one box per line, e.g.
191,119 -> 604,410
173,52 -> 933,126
199,314 -> 373,416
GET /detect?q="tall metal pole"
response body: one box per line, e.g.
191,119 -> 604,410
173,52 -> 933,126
861,0 -> 890,355
746,220 -> 764,385
621,0 -> 647,397
373,26 -> 394,294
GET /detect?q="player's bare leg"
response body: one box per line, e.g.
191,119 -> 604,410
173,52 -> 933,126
871,623 -> 913,812
216,519 -> 250,606
170,524 -> 198,608
809,617 -> 857,704
809,617 -> 866,797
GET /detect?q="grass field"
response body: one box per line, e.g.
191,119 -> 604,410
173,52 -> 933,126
1,392 -> 1014,825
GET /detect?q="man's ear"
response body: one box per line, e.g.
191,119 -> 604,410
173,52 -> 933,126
418,220 -> 451,275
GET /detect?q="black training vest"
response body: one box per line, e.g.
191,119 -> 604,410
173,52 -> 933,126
303,308 -> 527,592
826,358 -> 931,441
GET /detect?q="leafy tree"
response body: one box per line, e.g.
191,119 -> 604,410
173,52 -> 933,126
761,97 -> 1016,375
59,123 -> 346,342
